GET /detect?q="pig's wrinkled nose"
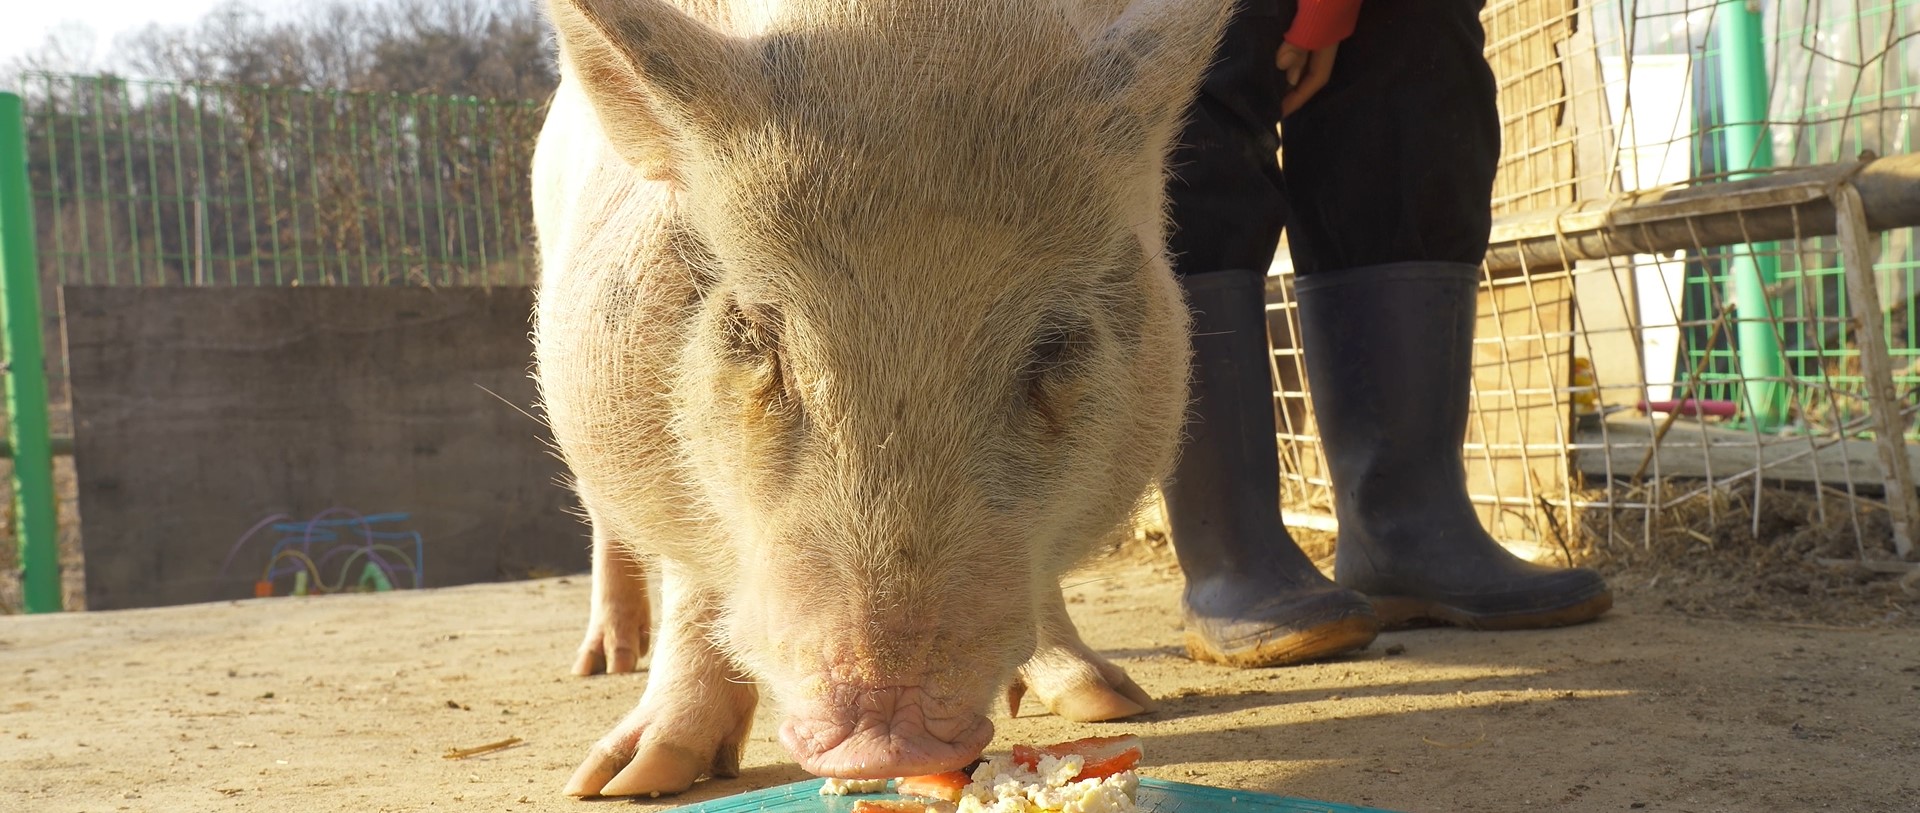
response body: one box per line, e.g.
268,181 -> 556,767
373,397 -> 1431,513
777,686 -> 994,779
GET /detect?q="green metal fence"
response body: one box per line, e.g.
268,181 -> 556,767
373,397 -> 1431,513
22,73 -> 544,289
1600,0 -> 1920,434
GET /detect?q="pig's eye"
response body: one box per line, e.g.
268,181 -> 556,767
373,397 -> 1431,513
1020,321 -> 1089,433
1026,327 -> 1076,380
1021,319 -> 1089,400
721,297 -> 785,365
721,299 -> 801,413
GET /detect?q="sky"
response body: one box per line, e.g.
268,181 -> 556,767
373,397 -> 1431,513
1,0 -> 303,71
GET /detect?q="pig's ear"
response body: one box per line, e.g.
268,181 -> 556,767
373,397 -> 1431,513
1083,0 -> 1234,161
548,0 -> 760,170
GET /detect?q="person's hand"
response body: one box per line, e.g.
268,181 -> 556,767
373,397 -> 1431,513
1275,41 -> 1338,117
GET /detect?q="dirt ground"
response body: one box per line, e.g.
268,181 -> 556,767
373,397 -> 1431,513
1,544 -> 1917,813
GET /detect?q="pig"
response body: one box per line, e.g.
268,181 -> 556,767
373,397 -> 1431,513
531,0 -> 1232,798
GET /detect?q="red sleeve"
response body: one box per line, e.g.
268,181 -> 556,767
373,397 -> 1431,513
1284,0 -> 1364,51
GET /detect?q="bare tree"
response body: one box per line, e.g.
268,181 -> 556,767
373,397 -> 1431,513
4,21 -> 108,85
112,0 -> 556,100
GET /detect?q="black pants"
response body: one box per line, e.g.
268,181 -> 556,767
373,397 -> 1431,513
1165,0 -> 1501,277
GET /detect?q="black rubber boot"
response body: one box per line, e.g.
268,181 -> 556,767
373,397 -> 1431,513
1163,270 -> 1379,667
1295,263 -> 1614,630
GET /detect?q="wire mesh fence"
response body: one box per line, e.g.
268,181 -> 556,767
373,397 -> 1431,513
7,73 -> 546,416
1272,0 -> 1920,568
1488,1 -> 1918,200
20,73 -> 542,290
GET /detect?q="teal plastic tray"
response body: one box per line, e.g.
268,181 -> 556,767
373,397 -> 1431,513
671,778 -> 1402,813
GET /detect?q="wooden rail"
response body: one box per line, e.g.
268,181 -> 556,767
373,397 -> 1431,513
1482,152 -> 1920,276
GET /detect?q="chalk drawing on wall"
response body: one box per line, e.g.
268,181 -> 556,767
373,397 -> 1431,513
219,509 -> 426,598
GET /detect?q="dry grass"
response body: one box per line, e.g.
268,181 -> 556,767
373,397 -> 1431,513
1569,481 -> 1919,628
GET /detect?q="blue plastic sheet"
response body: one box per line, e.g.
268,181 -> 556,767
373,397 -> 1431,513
670,778 -> 1402,813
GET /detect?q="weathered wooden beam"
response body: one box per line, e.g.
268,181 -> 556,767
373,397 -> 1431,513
1835,182 -> 1920,559
1484,152 -> 1920,276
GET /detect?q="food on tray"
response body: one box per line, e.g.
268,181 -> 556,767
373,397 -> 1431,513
851,801 -> 940,813
827,735 -> 1145,813
879,734 -> 1144,813
896,770 -> 974,803
822,778 -> 895,795
1010,736 -> 1143,781
951,749 -> 1139,813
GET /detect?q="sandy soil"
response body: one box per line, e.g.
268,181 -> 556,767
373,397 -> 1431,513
3,548 -> 1917,813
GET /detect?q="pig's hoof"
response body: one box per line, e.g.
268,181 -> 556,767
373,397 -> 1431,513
563,679 -> 756,798
1011,646 -> 1156,723
571,607 -> 652,676
565,738 -> 735,798
563,723 -> 744,798
572,622 -> 651,677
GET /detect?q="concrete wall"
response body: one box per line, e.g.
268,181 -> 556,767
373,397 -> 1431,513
63,286 -> 589,610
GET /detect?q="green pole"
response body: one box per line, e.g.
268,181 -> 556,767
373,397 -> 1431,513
0,92 -> 62,613
1715,0 -> 1785,429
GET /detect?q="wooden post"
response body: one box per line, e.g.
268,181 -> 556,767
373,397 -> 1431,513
1833,181 -> 1918,559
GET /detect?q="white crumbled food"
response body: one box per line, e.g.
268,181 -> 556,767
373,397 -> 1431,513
954,754 -> 1139,813
820,778 -> 893,795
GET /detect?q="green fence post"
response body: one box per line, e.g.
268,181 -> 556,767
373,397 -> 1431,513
1715,0 -> 1786,430
0,91 -> 62,613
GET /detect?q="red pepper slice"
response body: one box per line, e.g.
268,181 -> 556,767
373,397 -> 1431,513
1009,735 -> 1143,781
895,770 -> 973,803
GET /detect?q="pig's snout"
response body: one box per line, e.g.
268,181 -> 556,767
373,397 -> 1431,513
777,684 -> 994,779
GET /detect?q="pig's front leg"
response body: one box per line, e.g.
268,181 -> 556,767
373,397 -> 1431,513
1007,583 -> 1158,722
565,572 -> 758,798
572,517 -> 653,676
